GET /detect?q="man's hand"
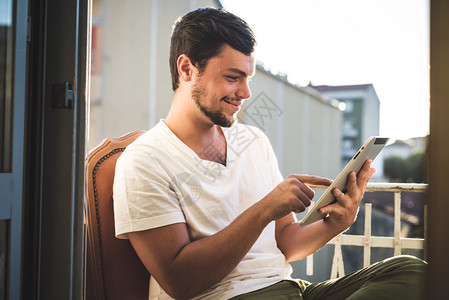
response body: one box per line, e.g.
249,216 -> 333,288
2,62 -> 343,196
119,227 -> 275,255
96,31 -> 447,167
261,175 -> 332,221
275,160 -> 376,262
319,159 -> 376,233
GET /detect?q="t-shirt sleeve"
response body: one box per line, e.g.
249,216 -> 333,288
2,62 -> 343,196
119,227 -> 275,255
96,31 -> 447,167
113,147 -> 186,239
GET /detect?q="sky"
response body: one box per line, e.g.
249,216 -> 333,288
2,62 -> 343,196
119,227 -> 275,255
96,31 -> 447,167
220,0 -> 430,141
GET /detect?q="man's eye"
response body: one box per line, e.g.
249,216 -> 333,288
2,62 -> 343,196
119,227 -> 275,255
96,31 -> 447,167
226,76 -> 238,81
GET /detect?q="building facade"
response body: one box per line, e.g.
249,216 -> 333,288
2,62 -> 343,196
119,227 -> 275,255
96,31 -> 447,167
312,84 -> 384,180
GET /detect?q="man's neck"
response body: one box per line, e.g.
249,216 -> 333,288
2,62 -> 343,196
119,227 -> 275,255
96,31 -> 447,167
165,102 -> 227,166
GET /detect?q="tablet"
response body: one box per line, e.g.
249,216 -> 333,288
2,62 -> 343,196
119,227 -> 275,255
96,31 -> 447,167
299,136 -> 389,226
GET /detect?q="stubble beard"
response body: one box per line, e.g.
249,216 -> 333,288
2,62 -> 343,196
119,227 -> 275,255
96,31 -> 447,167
192,80 -> 237,128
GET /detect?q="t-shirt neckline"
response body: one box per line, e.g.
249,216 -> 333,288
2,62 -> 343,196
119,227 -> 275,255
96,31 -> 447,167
159,119 -> 233,170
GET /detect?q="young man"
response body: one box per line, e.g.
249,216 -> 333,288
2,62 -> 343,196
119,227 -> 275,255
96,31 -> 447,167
113,8 -> 426,300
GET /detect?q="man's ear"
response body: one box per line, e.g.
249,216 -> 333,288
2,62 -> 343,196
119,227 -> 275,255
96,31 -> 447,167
177,54 -> 196,83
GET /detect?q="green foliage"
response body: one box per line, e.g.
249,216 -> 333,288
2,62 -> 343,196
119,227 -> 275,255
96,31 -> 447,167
384,151 -> 427,183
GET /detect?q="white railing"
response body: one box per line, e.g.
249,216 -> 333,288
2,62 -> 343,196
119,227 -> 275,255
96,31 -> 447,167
306,183 -> 428,279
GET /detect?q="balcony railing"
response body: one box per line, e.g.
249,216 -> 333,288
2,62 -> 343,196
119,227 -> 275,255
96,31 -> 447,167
306,182 -> 428,279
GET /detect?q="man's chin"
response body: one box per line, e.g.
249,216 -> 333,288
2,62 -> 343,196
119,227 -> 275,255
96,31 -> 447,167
201,107 -> 238,127
219,115 -> 238,128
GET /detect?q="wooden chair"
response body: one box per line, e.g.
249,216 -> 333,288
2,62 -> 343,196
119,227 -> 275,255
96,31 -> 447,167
85,130 -> 149,300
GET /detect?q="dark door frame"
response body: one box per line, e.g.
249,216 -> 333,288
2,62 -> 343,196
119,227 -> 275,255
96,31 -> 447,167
21,0 -> 89,298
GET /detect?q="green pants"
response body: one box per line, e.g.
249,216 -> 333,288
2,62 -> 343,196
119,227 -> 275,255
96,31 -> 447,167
231,255 -> 426,300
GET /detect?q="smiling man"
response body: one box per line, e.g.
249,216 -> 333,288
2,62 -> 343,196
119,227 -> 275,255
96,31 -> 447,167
189,44 -> 254,127
113,7 -> 426,300
166,43 -> 255,166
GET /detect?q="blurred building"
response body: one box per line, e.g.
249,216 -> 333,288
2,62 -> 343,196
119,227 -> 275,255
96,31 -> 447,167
311,84 -> 384,180
384,136 -> 427,158
382,136 -> 427,183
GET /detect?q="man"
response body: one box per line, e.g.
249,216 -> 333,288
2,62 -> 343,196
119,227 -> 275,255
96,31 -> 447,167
113,7 -> 425,300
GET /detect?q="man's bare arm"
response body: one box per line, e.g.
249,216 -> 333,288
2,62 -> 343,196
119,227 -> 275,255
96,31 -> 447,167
128,199 -> 271,299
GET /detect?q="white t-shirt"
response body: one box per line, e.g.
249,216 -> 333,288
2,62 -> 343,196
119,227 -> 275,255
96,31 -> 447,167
113,120 -> 292,299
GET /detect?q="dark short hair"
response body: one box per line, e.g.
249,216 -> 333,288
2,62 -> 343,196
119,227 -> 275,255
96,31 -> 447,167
169,7 -> 256,91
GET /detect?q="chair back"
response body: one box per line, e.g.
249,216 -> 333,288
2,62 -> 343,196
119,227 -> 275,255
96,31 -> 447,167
85,131 -> 149,300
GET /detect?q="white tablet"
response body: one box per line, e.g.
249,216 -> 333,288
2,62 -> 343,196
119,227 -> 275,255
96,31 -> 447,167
299,136 -> 389,227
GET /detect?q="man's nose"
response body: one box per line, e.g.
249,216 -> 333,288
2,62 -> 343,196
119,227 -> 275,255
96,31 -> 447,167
236,81 -> 251,100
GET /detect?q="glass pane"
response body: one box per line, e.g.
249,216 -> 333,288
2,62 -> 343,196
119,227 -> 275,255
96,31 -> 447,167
0,0 -> 14,173
0,220 -> 7,300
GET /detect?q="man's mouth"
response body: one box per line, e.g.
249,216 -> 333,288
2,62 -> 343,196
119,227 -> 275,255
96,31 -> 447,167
222,96 -> 242,108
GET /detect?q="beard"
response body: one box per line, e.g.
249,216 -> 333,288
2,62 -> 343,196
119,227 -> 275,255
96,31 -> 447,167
192,80 -> 237,128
